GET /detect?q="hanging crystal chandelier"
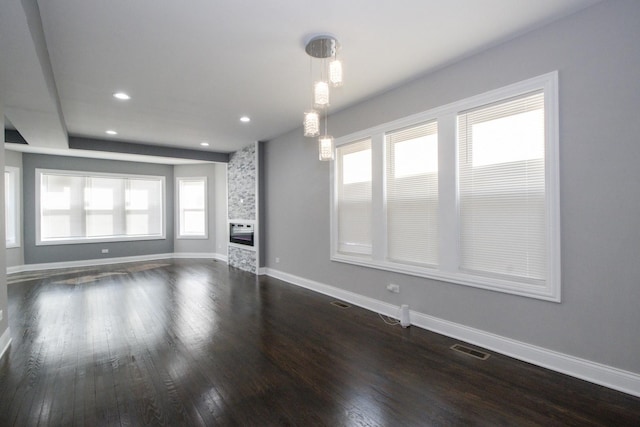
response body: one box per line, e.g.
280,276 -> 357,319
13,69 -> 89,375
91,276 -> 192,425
303,110 -> 320,137
303,35 -> 342,161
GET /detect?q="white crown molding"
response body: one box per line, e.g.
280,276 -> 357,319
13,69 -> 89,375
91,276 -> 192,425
264,267 -> 640,398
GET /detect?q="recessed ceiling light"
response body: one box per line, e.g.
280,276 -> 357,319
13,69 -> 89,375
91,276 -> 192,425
113,92 -> 131,100
200,142 -> 210,147
240,116 -> 251,123
106,130 -> 118,135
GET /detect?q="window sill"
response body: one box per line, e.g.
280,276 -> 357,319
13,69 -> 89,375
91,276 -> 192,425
37,235 -> 166,246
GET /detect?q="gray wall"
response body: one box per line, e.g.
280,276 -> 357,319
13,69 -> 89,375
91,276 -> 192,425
174,162 -> 228,256
4,149 -> 23,267
0,99 -> 8,336
264,0 -> 640,374
258,141 -> 266,268
23,153 -> 174,264
213,163 -> 228,255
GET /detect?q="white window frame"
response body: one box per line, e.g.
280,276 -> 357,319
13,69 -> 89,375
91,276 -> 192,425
330,72 -> 561,301
176,176 -> 208,239
36,169 -> 166,245
5,166 -> 21,248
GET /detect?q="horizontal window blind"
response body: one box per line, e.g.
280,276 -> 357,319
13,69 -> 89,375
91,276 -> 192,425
386,121 -> 438,266
178,177 -> 207,237
39,170 -> 164,243
41,174 -> 84,239
458,91 -> 546,283
337,139 -> 372,255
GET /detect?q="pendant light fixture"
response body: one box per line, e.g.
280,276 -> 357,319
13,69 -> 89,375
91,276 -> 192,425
303,110 -> 320,137
329,57 -> 343,87
303,34 -> 343,161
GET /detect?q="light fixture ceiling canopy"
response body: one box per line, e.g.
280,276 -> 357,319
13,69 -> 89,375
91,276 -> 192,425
305,35 -> 340,59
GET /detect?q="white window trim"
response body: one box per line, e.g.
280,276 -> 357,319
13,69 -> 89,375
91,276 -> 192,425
176,176 -> 209,240
35,169 -> 166,246
5,166 -> 21,249
330,72 -> 561,302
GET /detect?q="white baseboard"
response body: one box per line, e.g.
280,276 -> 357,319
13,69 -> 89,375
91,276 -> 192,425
0,327 -> 11,360
265,267 -> 640,398
172,252 -> 228,263
7,252 -> 228,274
266,268 -> 398,316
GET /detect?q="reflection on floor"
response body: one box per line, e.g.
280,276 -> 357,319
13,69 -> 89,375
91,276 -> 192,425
8,262 -> 171,285
2,259 -> 639,426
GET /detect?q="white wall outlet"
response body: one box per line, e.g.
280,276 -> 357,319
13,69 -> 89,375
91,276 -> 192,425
387,283 -> 400,293
275,257 -> 280,263
0,310 -> 3,321
101,248 -> 109,254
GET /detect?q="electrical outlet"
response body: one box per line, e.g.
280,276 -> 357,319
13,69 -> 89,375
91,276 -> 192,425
0,310 -> 3,321
275,257 -> 280,263
387,283 -> 400,293
101,249 -> 109,254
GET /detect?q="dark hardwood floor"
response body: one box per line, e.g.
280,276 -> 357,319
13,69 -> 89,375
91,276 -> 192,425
0,259 -> 638,426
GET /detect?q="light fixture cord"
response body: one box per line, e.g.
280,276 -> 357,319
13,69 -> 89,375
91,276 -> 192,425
323,57 -> 328,135
309,57 -> 314,107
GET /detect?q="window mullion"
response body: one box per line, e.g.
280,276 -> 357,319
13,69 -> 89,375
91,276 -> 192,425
437,113 -> 459,274
370,133 -> 386,262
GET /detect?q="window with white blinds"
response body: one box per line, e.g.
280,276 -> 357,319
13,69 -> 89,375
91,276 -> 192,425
336,139 -> 372,255
458,91 -> 546,283
386,121 -> 438,266
37,169 -> 165,245
177,177 -> 207,238
331,72 -> 560,301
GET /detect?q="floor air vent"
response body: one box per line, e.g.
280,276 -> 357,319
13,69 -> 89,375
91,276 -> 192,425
450,344 -> 490,360
331,301 -> 351,309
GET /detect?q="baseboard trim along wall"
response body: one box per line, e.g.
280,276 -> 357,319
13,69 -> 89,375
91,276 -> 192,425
6,252 -> 228,275
171,252 -> 228,262
264,268 -> 640,398
0,328 -> 12,361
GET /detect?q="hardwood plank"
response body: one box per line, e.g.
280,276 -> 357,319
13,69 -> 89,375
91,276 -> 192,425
0,259 -> 638,426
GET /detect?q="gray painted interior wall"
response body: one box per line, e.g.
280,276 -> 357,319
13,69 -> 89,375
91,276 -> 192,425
264,0 -> 640,374
213,163 -> 228,255
0,99 -> 8,337
258,141 -> 266,268
173,162 -> 228,257
22,153 -> 174,264
4,149 -> 23,267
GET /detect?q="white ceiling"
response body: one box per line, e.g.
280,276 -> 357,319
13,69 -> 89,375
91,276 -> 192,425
1,0 -> 601,160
